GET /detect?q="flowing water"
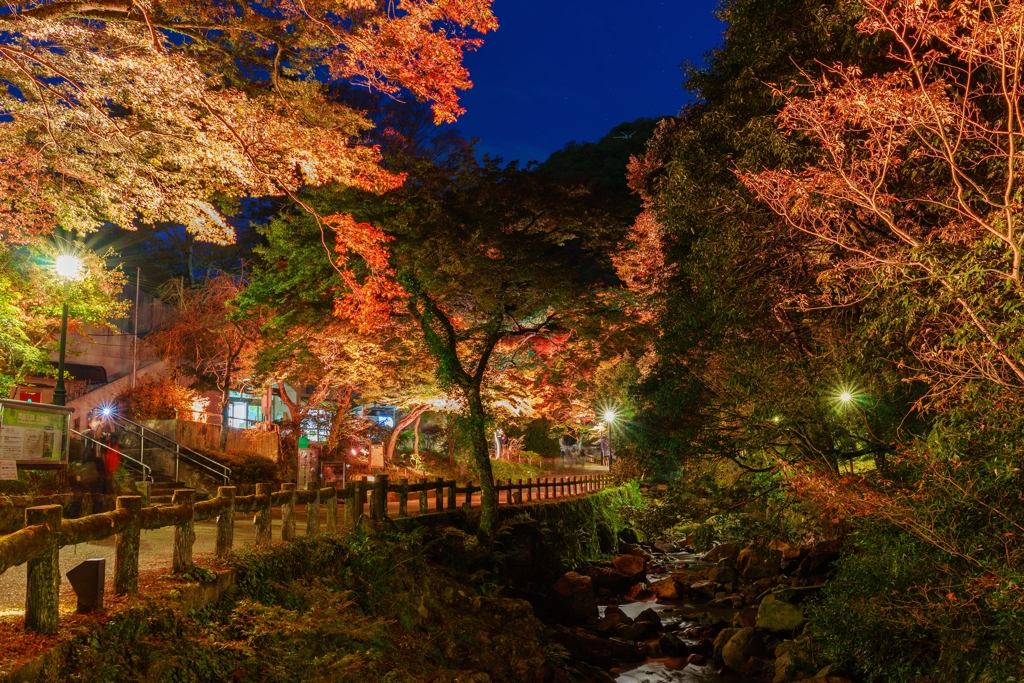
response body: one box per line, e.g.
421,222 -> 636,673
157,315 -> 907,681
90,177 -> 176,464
609,551 -> 758,683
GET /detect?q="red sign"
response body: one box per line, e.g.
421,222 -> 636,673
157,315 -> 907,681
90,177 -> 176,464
18,391 -> 42,403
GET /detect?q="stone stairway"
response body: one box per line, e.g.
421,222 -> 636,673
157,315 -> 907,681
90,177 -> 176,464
133,472 -> 212,505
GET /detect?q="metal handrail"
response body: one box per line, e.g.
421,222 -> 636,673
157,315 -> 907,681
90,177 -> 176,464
70,429 -> 153,482
173,408 -> 280,432
112,414 -> 231,485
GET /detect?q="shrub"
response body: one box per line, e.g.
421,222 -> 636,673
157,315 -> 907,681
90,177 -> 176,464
116,378 -> 207,420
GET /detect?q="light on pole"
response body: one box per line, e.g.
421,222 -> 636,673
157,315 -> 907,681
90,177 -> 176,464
52,254 -> 83,406
602,409 -> 617,468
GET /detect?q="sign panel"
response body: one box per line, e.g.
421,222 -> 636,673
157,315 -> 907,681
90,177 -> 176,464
369,444 -> 384,469
0,460 -> 17,480
0,405 -> 64,461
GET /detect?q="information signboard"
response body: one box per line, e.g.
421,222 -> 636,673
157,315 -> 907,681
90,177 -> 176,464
0,405 -> 64,460
369,444 -> 384,469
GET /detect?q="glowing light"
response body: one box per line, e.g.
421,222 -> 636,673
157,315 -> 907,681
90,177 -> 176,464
54,255 -> 83,280
772,416 -> 780,423
840,392 -> 852,403
101,406 -> 113,416
350,448 -> 358,456
603,410 -> 617,424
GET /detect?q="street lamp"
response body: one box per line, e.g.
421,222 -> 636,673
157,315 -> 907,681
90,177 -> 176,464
839,391 -> 852,403
602,409 -> 617,468
52,254 -> 83,406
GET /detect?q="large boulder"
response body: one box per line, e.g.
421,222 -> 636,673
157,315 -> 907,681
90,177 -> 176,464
613,554 -> 647,579
550,572 -> 598,625
738,547 -> 781,579
755,594 -> 805,633
659,632 -> 688,657
722,628 -> 768,671
690,580 -> 719,598
577,565 -> 636,593
712,627 -> 741,662
707,563 -> 739,584
795,539 -> 844,577
701,542 -> 740,563
650,577 -> 686,601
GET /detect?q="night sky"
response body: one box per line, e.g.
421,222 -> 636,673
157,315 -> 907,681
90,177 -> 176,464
452,0 -> 726,163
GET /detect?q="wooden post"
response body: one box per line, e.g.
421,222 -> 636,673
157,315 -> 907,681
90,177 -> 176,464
418,478 -> 428,515
137,481 -> 151,508
172,489 -> 195,573
398,478 -> 409,518
325,486 -> 338,535
344,483 -> 360,529
559,477 -> 565,497
215,486 -> 237,558
255,483 -> 272,545
526,477 -> 533,502
306,486 -> 320,536
506,478 -> 513,504
435,477 -> 445,511
115,496 -> 142,595
447,481 -> 456,510
372,475 -> 388,521
463,483 -> 474,512
281,482 -> 296,541
24,505 -> 61,634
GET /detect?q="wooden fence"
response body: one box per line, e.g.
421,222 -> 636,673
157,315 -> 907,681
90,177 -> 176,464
0,474 -> 610,634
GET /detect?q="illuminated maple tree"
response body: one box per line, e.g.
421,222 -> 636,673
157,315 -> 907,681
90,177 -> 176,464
0,0 -> 497,315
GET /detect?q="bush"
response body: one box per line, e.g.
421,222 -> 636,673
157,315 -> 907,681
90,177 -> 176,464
220,452 -> 281,484
116,378 -> 207,420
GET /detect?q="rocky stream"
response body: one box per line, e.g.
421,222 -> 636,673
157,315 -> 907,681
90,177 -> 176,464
547,533 -> 850,683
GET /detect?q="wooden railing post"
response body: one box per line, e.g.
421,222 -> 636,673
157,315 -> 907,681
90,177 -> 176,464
281,482 -> 297,541
216,486 -> 237,557
372,475 -> 388,521
24,505 -> 61,634
418,478 -> 428,514
344,482 -> 360,529
137,481 -> 151,508
560,477 -> 566,497
172,489 -> 196,573
115,496 -> 142,595
435,477 -> 445,511
506,478 -> 513,504
526,477 -> 533,502
398,478 -> 409,518
255,483 -> 272,545
306,486 -> 321,536
447,480 -> 456,510
325,486 -> 338,534
463,483 -> 474,512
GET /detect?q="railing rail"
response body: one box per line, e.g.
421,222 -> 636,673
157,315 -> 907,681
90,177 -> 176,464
112,414 -> 231,485
0,473 -> 612,634
70,429 -> 153,482
173,408 -> 280,432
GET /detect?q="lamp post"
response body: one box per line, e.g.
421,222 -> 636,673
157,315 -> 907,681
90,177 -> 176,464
52,255 -> 83,406
602,409 -> 617,468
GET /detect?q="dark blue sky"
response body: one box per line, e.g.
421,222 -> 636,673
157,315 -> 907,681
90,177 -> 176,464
451,0 -> 725,163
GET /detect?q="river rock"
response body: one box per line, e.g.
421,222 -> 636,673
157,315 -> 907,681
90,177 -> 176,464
709,594 -> 744,609
738,547 -> 781,579
686,653 -> 706,666
618,527 -> 640,544
659,632 -> 688,657
604,605 -> 631,622
551,572 -> 598,625
575,662 -> 617,683
650,577 -> 684,600
722,628 -> 768,670
612,622 -> 643,641
593,611 -> 631,635
707,562 -> 739,584
670,568 -> 704,584
578,565 -> 636,593
795,539 -> 843,577
700,542 -> 740,563
613,554 -> 647,579
736,605 -> 758,628
690,580 -> 718,598
653,540 -> 676,554
756,594 -> 805,632
634,607 -> 662,625
712,627 -> 741,662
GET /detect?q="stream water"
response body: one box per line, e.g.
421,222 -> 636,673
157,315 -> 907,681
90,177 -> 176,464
608,551 -> 757,683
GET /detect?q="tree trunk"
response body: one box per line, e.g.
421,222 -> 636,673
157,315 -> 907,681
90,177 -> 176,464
413,414 -> 422,458
219,375 -> 230,452
385,406 -> 428,463
327,386 -> 353,457
464,385 -> 496,538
